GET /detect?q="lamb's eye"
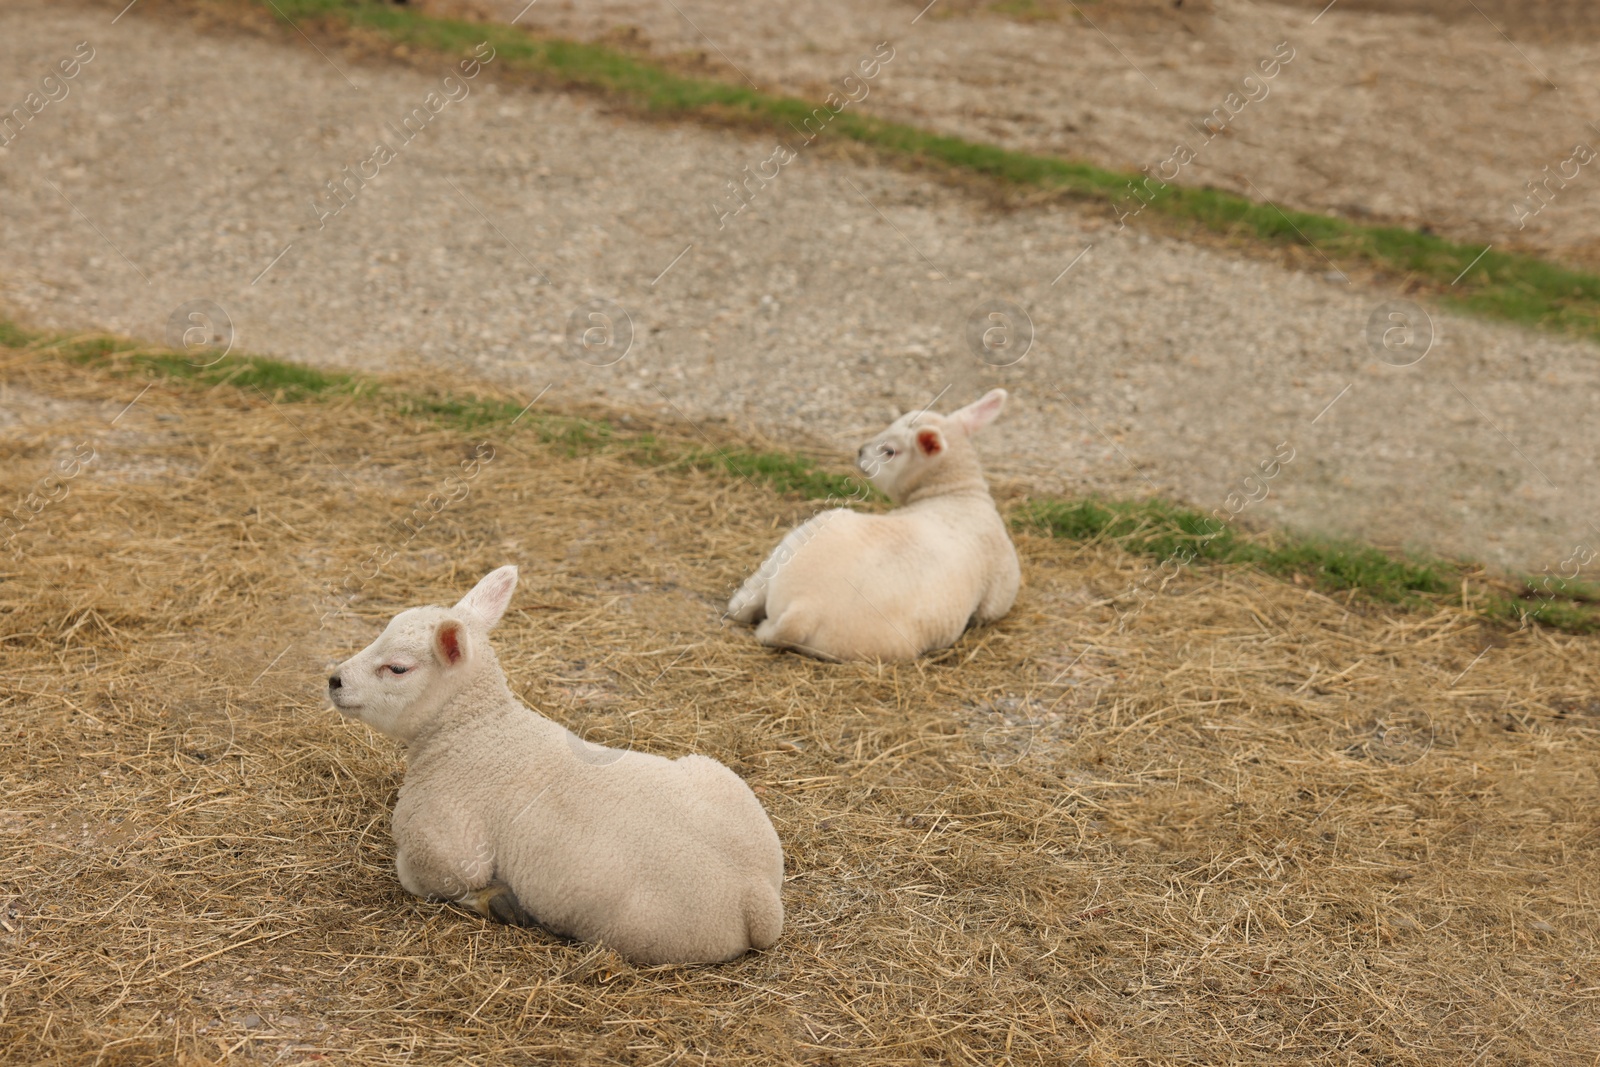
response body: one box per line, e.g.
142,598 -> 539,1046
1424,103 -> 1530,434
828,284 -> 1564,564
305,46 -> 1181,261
881,446 -> 897,458
387,664 -> 410,675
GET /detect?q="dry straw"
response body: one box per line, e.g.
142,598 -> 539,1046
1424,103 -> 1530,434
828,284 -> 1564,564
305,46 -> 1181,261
0,345 -> 1596,1065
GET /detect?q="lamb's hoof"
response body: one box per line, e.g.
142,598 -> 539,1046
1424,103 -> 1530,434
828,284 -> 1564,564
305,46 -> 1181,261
465,879 -> 540,929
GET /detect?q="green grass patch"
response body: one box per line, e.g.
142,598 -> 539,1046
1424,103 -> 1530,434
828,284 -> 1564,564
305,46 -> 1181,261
1020,497 -> 1231,563
987,0 -> 1063,22
1017,497 -> 1450,603
680,447 -> 872,501
1245,539 -> 1450,603
19,322 -> 367,404
1517,598 -> 1600,635
229,0 -> 1600,343
1019,493 -> 1600,631
61,335 -> 359,399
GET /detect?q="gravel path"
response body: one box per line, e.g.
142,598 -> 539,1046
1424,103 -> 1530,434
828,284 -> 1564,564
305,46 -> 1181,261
1,0 -> 1597,574
466,0 -> 1600,268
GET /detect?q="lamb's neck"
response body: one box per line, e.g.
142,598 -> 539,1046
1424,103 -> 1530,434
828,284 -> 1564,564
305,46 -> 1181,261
902,470 -> 993,506
408,667 -> 519,750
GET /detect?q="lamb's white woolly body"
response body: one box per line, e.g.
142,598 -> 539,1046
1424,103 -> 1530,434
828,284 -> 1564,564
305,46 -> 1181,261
328,567 -> 784,966
729,389 -> 1021,661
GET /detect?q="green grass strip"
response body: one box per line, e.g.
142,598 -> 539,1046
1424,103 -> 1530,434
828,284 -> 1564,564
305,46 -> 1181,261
8,319 -> 1595,632
8,319 -> 862,491
236,0 -> 1600,343
1016,496 -> 1600,633
35,328 -> 363,401
1017,497 -> 1450,603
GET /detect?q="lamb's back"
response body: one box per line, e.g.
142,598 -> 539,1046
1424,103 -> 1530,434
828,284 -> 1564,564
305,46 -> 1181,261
397,707 -> 560,825
780,506 -> 993,626
490,744 -> 780,961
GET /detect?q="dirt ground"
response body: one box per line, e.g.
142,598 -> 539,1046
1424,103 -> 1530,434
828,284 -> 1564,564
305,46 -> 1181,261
463,0 -> 1600,269
2,348 -> 1597,1065
5,0 -> 1600,581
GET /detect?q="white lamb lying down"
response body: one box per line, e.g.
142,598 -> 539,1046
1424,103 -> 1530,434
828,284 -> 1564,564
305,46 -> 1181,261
327,566 -> 784,966
728,388 -> 1021,662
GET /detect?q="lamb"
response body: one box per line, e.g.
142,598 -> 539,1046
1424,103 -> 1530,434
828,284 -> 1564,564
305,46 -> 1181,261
326,566 -> 784,966
728,388 -> 1021,661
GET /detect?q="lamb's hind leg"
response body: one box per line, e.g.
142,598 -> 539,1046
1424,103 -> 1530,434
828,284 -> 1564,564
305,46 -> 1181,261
729,514 -> 838,625
394,830 -> 531,925
462,878 -> 542,928
727,569 -> 770,625
974,565 -> 1020,625
756,607 -> 840,661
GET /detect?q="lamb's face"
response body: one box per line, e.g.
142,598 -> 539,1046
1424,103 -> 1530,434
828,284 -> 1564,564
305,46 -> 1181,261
326,567 -> 518,741
327,605 -> 470,741
855,390 -> 1008,503
856,411 -> 953,503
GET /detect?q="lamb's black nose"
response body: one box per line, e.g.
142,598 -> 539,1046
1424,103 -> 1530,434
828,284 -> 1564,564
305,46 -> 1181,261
328,675 -> 342,690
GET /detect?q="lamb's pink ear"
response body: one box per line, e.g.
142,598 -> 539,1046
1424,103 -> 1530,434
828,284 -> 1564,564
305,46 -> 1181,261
951,389 -> 1007,435
435,619 -> 467,666
915,427 -> 944,456
455,565 -> 518,629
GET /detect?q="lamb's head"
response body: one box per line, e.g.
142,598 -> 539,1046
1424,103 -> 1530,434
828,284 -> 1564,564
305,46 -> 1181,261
856,389 -> 1007,503
326,566 -> 519,742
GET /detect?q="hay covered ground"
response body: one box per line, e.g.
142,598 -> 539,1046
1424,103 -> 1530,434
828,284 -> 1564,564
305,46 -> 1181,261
1,343 -> 1597,1066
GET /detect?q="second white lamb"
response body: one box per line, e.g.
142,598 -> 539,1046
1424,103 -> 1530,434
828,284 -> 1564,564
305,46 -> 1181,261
728,388 -> 1021,661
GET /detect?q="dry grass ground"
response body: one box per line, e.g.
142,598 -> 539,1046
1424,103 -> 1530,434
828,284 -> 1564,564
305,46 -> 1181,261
1,345 -> 1597,1065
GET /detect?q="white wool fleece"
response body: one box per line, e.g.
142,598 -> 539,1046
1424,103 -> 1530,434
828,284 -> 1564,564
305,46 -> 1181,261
328,566 -> 784,966
728,389 -> 1021,661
